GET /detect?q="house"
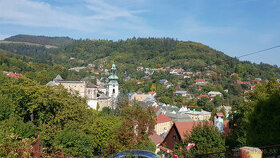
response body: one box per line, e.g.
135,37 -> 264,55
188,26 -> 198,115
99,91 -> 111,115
159,79 -> 168,85
179,107 -> 211,121
149,133 -> 164,154
8,72 -> 21,78
97,64 -> 103,69
148,91 -> 157,97
160,119 -> 230,151
155,114 -> 173,135
169,68 -> 184,75
237,80 -> 251,84
208,91 -> 223,97
174,91 -> 188,97
197,94 -> 209,99
195,79 -> 206,85
136,67 -> 144,71
174,91 -> 187,97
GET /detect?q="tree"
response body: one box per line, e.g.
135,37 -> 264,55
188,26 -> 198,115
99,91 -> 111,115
213,95 -> 223,107
247,79 -> 280,146
119,104 -> 156,148
197,97 -> 209,106
226,78 -> 280,149
174,122 -> 225,158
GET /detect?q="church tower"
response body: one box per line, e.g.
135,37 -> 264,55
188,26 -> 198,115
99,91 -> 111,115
108,63 -> 119,99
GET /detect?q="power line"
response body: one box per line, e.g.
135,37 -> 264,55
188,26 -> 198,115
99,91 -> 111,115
236,45 -> 280,59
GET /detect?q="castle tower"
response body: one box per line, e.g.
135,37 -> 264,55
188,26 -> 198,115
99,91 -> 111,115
108,63 -> 119,99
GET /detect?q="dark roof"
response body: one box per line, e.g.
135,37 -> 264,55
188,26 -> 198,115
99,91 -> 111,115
86,82 -> 97,88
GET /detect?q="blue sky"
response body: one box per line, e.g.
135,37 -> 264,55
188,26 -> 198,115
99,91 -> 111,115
0,0 -> 280,66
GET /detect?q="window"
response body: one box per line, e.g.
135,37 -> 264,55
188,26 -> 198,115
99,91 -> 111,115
113,89 -> 115,94
173,135 -> 176,140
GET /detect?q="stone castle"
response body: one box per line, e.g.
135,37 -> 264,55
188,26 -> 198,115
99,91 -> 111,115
47,64 -> 119,111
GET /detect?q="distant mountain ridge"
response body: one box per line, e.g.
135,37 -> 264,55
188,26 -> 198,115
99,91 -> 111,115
4,34 -> 74,47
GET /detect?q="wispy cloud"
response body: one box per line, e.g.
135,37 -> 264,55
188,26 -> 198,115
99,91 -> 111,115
0,0 -> 154,37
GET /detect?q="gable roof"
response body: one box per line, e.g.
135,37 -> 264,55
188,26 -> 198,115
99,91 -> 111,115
149,133 -> 164,145
171,121 -> 230,141
54,74 -> 64,81
156,114 -> 172,124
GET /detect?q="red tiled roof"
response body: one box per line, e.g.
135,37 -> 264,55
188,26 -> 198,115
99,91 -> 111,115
156,114 -> 172,124
148,91 -> 156,95
216,113 -> 224,117
198,94 -> 209,98
9,72 -> 20,78
149,133 -> 164,145
97,86 -> 105,89
174,121 -> 230,141
195,79 -> 205,82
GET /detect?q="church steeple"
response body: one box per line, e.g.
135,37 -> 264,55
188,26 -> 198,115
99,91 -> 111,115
108,63 -> 119,99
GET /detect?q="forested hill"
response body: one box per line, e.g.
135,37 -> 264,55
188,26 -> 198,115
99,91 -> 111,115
4,34 -> 74,47
0,36 -> 279,80
58,38 -> 279,79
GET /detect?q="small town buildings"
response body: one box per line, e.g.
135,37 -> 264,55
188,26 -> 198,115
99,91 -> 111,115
155,114 -> 173,135
46,64 -> 119,111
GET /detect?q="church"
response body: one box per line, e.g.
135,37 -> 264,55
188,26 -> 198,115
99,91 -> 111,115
47,64 -> 119,111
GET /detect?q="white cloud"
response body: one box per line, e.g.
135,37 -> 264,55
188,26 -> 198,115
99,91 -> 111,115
0,0 -> 154,37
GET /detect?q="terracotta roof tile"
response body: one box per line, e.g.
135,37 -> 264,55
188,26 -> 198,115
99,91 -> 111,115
149,133 -> 164,145
156,114 -> 172,124
175,121 -> 230,141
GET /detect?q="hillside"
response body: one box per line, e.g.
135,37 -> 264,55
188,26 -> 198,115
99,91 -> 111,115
4,34 -> 74,47
0,36 -> 279,81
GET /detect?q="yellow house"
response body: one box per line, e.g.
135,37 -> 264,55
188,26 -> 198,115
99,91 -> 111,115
155,114 -> 173,135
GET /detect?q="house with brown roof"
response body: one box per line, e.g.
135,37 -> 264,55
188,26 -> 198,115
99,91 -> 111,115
160,120 -> 230,152
149,132 -> 164,154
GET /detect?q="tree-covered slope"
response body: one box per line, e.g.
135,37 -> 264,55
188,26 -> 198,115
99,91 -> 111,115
4,34 -> 74,47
